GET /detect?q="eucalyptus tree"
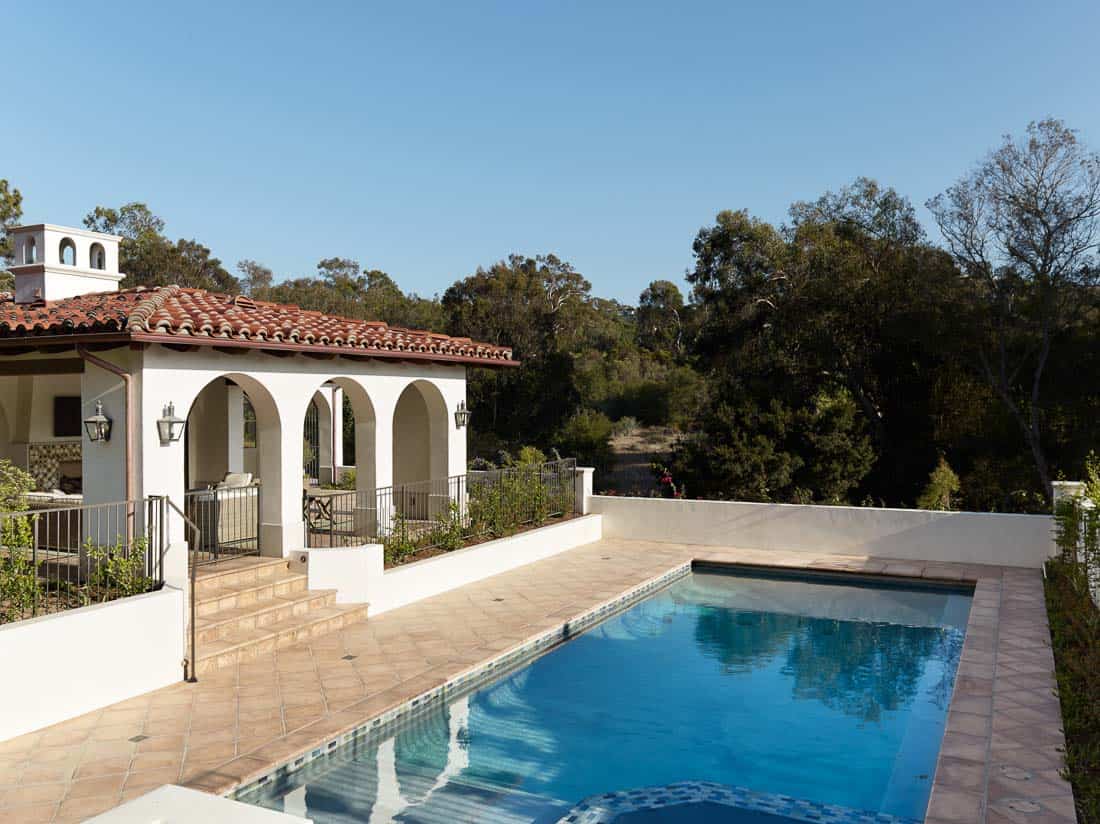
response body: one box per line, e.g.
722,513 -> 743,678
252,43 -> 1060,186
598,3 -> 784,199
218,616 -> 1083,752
927,119 -> 1100,499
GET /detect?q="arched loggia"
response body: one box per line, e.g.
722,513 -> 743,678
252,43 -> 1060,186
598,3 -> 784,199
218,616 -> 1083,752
183,374 -> 282,560
392,380 -> 449,487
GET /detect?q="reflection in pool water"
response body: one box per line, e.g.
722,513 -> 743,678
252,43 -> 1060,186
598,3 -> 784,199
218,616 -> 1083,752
243,569 -> 971,824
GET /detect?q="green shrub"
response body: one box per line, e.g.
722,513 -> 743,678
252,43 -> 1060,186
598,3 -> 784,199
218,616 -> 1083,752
1044,559 -> 1100,824
86,537 -> 153,601
917,456 -> 962,511
612,416 -> 640,438
383,513 -> 419,565
555,408 -> 613,474
429,502 -> 466,552
0,551 -> 38,622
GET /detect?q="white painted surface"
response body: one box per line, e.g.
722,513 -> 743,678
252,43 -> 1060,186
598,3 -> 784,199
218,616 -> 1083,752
575,466 -> 594,514
590,496 -> 1054,568
302,543 -> 383,604
138,346 -> 467,557
9,223 -> 123,303
367,514 -> 603,614
0,588 -> 184,742
85,784 -> 310,824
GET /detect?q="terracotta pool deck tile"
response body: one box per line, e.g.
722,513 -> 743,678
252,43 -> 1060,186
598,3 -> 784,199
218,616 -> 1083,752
0,802 -> 60,823
0,539 -> 1077,824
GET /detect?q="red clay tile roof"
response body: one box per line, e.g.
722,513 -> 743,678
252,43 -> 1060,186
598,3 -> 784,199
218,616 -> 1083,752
0,286 -> 516,366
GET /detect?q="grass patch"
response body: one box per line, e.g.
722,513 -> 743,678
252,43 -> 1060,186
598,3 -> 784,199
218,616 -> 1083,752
1044,558 -> 1100,824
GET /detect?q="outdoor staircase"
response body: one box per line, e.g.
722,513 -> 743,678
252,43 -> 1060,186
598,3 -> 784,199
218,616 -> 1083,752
191,556 -> 369,676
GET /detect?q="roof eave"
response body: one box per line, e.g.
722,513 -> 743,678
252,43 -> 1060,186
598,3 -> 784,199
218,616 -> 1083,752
0,331 -> 521,368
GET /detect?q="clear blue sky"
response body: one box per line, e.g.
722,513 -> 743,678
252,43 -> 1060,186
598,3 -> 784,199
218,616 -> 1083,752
5,1 -> 1099,303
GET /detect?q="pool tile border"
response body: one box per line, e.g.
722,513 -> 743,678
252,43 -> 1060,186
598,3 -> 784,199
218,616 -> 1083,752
556,780 -> 922,824
220,552 -> 1077,824
229,561 -> 694,799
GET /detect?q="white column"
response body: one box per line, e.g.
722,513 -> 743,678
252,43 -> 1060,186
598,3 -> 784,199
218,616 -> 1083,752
331,385 -> 344,475
227,384 -> 245,474
260,393 -> 306,558
575,467 -> 595,515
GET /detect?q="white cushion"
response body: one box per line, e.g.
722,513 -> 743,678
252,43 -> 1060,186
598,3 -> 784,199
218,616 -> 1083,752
218,472 -> 253,489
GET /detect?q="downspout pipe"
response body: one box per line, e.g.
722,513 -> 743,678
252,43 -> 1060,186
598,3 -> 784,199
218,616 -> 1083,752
76,345 -> 135,504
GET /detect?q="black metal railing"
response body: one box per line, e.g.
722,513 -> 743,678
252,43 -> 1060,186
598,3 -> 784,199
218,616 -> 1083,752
304,458 -> 577,563
184,481 -> 262,567
0,497 -> 166,625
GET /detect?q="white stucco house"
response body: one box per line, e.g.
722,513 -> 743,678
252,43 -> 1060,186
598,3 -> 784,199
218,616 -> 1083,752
0,222 -> 518,587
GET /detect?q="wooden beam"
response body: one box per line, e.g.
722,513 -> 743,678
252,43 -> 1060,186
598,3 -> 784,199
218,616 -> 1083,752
0,358 -> 85,376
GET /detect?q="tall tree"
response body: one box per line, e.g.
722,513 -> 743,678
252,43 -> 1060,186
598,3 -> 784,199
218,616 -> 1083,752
84,203 -> 239,292
0,179 -> 24,265
0,179 -> 24,292
927,119 -> 1100,499
237,259 -> 273,297
636,280 -> 686,357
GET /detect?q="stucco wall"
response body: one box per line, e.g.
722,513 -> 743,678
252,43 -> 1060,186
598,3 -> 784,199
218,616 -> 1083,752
187,379 -> 230,487
138,346 -> 467,556
371,514 -> 604,613
393,385 -> 430,485
589,496 -> 1053,568
300,515 -> 604,614
0,588 -> 184,742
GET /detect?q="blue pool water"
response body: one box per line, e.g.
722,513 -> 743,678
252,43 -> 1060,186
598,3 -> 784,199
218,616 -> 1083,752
243,568 -> 971,824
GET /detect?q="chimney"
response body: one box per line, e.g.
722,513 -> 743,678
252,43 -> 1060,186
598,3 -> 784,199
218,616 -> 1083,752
8,224 -> 125,303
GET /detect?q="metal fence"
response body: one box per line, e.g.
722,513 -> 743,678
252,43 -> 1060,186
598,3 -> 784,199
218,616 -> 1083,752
304,458 -> 578,558
0,497 -> 166,625
184,482 -> 261,567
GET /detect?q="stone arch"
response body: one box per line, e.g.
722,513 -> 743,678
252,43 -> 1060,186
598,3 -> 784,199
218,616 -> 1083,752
89,242 -> 106,270
183,373 -> 282,534
308,377 -> 378,492
59,237 -> 77,266
392,379 -> 449,486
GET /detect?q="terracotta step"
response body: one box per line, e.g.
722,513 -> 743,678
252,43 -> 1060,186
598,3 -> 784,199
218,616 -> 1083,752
194,573 -> 308,618
194,603 -> 371,675
193,556 -> 291,599
194,588 -> 338,645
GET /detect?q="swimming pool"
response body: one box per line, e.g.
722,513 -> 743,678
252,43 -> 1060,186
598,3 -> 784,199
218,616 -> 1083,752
241,566 -> 971,824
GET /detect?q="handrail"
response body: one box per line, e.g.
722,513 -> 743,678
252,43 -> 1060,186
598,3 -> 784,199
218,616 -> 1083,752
163,496 -> 203,683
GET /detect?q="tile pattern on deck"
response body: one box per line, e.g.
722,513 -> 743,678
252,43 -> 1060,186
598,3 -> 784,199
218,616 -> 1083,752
0,539 -> 1076,824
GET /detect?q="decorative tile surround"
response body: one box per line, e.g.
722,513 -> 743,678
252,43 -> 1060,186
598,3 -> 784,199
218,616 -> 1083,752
0,540 -> 1076,824
27,440 -> 81,491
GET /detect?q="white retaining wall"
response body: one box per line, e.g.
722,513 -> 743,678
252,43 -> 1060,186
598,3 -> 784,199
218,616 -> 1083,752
0,587 -> 185,742
302,514 -> 603,615
589,496 -> 1053,568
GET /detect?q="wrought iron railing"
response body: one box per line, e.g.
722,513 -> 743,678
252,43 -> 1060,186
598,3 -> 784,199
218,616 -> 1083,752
184,481 -> 262,567
0,497 -> 166,625
304,458 -> 578,562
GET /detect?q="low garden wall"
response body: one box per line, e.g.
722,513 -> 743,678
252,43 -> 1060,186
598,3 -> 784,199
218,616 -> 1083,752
301,514 -> 604,614
589,496 -> 1053,568
0,587 -> 184,741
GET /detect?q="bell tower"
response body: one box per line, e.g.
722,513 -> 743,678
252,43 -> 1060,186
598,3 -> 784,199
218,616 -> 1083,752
8,224 -> 125,303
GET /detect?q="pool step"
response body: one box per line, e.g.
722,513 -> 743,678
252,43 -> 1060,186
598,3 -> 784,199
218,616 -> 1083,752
190,556 -> 369,676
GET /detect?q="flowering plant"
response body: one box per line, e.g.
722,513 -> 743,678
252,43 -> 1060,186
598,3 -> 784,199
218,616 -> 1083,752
651,463 -> 684,499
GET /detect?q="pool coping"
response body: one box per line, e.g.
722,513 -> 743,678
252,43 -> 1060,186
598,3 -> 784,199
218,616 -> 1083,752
188,548 -> 1075,824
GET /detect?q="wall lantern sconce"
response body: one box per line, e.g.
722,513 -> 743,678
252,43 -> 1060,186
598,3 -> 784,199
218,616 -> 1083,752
83,401 -> 112,443
454,400 -> 472,429
157,402 -> 187,445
